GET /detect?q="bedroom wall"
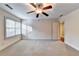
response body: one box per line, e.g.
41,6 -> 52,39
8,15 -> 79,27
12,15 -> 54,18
59,9 -> 79,51
25,19 -> 59,40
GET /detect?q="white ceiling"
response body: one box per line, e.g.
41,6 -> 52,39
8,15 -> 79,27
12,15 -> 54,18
0,3 -> 79,21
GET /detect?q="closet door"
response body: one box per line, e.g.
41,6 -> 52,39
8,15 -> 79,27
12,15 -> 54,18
52,21 -> 59,40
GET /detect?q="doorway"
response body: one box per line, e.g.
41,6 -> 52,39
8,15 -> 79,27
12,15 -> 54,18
59,22 -> 64,42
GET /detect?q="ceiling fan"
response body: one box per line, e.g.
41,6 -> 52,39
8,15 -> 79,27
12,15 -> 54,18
27,3 -> 53,18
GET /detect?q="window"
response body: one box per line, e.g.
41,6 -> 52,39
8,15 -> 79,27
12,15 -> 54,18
5,18 -> 21,38
15,22 -> 21,35
22,24 -> 26,35
26,25 -> 32,33
6,19 -> 15,37
22,24 -> 32,35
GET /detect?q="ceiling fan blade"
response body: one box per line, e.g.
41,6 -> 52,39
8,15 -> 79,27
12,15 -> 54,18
36,14 -> 39,18
42,12 -> 49,16
43,5 -> 52,10
27,11 -> 35,14
30,3 -> 36,8
5,4 -> 13,10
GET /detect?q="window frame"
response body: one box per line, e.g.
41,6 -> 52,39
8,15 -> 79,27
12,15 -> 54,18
4,16 -> 21,39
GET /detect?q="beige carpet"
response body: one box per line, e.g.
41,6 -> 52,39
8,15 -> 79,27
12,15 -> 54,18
0,40 -> 79,56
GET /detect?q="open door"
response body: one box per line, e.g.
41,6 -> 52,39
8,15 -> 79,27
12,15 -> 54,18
59,22 -> 64,42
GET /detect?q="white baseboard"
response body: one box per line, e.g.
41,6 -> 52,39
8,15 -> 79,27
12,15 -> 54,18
65,41 -> 79,51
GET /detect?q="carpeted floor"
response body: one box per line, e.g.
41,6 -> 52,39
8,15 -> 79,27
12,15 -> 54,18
0,40 -> 79,56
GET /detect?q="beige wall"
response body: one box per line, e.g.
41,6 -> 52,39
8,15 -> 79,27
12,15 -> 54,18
0,8 -> 21,51
25,19 -> 59,40
28,20 -> 51,40
59,9 -> 79,51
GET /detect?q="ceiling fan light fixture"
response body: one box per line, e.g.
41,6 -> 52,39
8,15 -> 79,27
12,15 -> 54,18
35,9 -> 42,13
27,3 -> 55,18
